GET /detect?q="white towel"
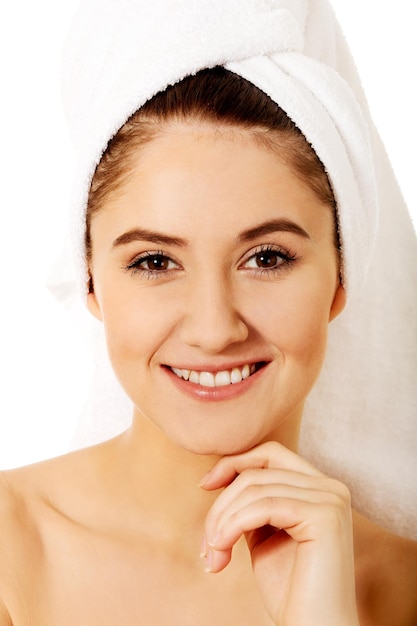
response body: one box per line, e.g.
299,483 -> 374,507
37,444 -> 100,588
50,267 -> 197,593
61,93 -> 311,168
63,0 -> 377,297
58,0 -> 417,538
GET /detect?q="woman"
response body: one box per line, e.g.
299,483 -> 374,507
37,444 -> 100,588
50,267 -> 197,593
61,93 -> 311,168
1,1 -> 416,624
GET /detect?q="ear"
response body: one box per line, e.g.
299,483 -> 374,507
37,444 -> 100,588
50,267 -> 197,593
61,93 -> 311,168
86,289 -> 103,321
329,282 -> 346,322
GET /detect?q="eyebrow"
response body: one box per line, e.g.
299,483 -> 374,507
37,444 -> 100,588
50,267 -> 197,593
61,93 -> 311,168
238,219 -> 310,242
112,218 -> 310,249
112,228 -> 188,248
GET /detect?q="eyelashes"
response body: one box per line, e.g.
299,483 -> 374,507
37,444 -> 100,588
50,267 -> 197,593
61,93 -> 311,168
124,244 -> 300,280
124,250 -> 181,279
240,244 -> 298,276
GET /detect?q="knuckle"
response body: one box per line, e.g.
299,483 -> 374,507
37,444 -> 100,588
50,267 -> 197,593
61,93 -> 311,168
235,467 -> 265,487
334,481 -> 352,507
262,440 -> 279,454
318,491 -> 352,530
324,478 -> 352,505
242,483 -> 259,499
253,440 -> 280,465
233,469 -> 254,489
260,496 -> 276,523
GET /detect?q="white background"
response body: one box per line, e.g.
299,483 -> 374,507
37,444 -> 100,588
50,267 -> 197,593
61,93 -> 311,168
0,1 -> 415,469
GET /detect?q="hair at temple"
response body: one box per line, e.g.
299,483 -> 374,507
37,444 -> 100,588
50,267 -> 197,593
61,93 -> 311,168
86,66 -> 338,265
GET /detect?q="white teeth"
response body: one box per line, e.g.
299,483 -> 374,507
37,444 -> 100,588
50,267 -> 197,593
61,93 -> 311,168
189,370 -> 200,384
199,371 -> 215,387
242,364 -> 250,379
170,364 -> 258,387
231,368 -> 242,384
215,370 -> 231,387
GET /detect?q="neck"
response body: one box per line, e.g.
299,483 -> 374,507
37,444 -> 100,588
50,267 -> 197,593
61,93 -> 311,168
107,409 -> 301,549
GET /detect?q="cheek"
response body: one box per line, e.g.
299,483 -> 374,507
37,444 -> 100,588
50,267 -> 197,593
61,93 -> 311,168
248,277 -> 334,366
287,306 -> 329,366
99,286 -> 173,371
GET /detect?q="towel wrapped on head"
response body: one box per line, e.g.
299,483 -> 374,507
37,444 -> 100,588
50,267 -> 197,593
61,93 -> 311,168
58,0 -> 417,537
63,0 -> 377,296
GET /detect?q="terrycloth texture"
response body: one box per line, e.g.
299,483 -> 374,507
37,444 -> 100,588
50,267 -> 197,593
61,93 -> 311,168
58,0 -> 417,538
63,0 -> 377,297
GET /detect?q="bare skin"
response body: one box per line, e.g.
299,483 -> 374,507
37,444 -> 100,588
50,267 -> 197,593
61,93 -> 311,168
0,430 -> 416,625
1,124 -> 416,623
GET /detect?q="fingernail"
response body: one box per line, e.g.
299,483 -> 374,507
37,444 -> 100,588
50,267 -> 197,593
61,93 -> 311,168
204,549 -> 213,573
198,470 -> 212,487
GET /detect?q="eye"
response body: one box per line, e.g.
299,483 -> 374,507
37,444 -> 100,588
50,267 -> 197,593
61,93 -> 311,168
140,254 -> 174,271
125,251 -> 180,277
241,244 -> 297,274
245,249 -> 282,269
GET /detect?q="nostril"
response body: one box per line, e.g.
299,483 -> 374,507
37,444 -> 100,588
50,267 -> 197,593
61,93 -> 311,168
179,308 -> 249,352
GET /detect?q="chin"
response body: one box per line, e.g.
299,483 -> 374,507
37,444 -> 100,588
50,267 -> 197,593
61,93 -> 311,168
165,424 -> 282,458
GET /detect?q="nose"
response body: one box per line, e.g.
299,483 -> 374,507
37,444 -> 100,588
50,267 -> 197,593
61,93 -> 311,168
179,275 -> 249,353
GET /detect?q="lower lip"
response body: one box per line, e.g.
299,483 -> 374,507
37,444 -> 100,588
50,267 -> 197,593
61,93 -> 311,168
163,365 -> 268,402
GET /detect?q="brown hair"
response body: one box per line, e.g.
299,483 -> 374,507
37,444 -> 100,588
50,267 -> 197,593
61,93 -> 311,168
86,66 -> 337,266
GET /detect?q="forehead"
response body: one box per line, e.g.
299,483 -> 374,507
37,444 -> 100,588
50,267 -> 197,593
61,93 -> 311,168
90,123 -> 334,245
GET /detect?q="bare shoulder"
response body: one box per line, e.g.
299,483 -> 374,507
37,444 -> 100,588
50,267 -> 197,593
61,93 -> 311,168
0,470 -> 31,623
0,469 -> 30,568
0,442 -> 111,621
354,511 -> 417,626
0,601 -> 12,626
0,476 -> 15,625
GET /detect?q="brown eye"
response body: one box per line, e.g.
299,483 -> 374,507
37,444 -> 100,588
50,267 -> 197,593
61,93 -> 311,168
126,252 -> 179,276
241,245 -> 297,274
144,255 -> 170,270
255,251 -> 281,269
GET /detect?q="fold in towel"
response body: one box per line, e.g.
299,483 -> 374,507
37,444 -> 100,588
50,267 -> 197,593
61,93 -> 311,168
63,0 -> 377,297
58,0 -> 417,538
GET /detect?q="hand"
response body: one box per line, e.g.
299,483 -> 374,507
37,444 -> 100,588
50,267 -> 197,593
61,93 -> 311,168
200,441 -> 359,626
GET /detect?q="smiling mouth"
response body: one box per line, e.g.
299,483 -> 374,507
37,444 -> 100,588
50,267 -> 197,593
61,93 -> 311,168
168,363 -> 266,388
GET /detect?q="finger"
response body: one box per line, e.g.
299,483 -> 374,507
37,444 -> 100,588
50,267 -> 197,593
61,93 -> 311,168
203,469 -> 348,547
205,467 -> 343,521
200,441 -> 323,490
204,545 -> 232,574
202,478 -> 352,574
206,479 -> 344,541
210,494 -> 351,555
205,479 -> 350,554
205,496 -> 314,573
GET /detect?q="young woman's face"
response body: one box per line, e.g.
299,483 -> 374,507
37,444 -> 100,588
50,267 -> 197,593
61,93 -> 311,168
88,123 -> 345,455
